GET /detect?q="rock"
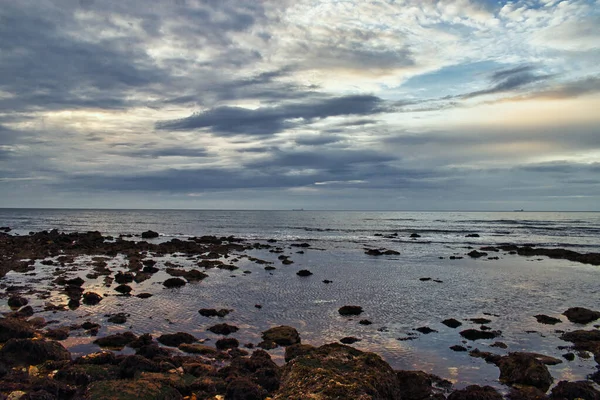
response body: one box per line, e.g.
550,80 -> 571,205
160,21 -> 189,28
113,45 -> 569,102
340,337 -> 361,344
534,314 -> 562,325
199,308 -> 232,318
359,319 -> 372,325
420,277 -> 432,281
0,318 -> 36,342
410,233 -> 421,238
338,305 -> 363,316
7,296 -> 28,308
470,318 -> 492,324
284,344 -> 316,362
136,293 -> 152,299
262,326 -> 300,346
563,352 -> 575,361
0,338 -> 71,366
495,352 -> 553,391
447,385 -> 503,400
507,386 -> 548,400
85,379 -> 182,400
296,269 -> 313,276
178,343 -> 218,355
322,279 -> 332,284
442,318 -> 462,328
491,341 -> 508,349
274,343 -> 402,399
45,327 -> 70,340
107,313 -> 128,324
163,277 -> 186,288
118,355 -> 161,378
460,329 -> 501,341
468,250 -> 488,258
450,345 -> 468,352
216,338 -> 239,350
396,370 -> 443,400
141,230 -> 159,239
93,332 -> 137,349
114,272 -> 134,284
157,332 -> 197,347
166,267 -> 208,281
82,292 -> 102,305
549,380 -> 600,399
15,305 -> 34,318
226,377 -> 268,400
114,284 -> 132,294
415,326 -> 437,334
208,323 -> 239,335
563,307 -> 600,324
466,234 -> 480,238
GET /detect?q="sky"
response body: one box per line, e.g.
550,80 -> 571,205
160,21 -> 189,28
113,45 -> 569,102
0,0 -> 599,210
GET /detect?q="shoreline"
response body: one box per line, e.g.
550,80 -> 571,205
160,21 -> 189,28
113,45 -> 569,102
0,229 -> 599,399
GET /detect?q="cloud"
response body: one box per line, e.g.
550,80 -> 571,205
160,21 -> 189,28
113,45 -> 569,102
461,65 -> 552,99
156,95 -> 389,136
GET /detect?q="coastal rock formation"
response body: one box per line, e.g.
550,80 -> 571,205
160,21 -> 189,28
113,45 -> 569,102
549,380 -> 600,399
495,352 -> 553,391
0,318 -> 36,342
274,343 -> 403,399
339,305 -> 364,316
261,326 -> 300,346
447,385 -> 502,400
141,230 -> 159,239
534,314 -> 562,325
0,338 -> 71,366
460,329 -> 501,340
563,307 -> 600,324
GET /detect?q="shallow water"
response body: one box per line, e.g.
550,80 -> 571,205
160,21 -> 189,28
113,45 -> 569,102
0,209 -> 599,391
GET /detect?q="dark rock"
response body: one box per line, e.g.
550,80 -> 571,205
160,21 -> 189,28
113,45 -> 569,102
396,370 -> 441,400
208,323 -> 239,335
460,329 -> 501,341
7,296 -> 28,308
496,352 -> 553,391
491,341 -> 508,349
274,343 -> 402,399
107,313 -> 128,324
466,234 -> 480,237
448,385 -> 503,400
216,338 -> 239,350
450,345 -> 468,352
82,292 -> 102,305
291,242 -> 310,248
442,318 -> 462,328
114,272 -> 134,284
141,230 -> 159,239
86,379 -> 182,399
468,250 -> 488,258
262,326 -> 300,346
415,326 -> 437,334
563,352 -> 575,361
199,308 -> 232,318
93,332 -> 137,349
534,314 -> 562,325
470,318 -> 492,324
296,269 -> 313,276
45,327 -> 70,340
0,338 -> 71,366
157,332 -> 197,347
136,293 -> 153,299
226,377 -> 268,400
284,344 -> 316,362
163,277 -> 186,288
563,307 -> 600,324
340,337 -> 361,344
420,277 -> 432,281
549,380 -> 600,400
81,321 -> 100,331
410,233 -> 421,238
0,318 -> 35,342
322,279 -> 332,284
338,305 -> 363,316
359,319 -> 373,325
15,305 -> 34,317
118,354 -> 161,378
507,386 -> 548,400
114,284 -> 132,294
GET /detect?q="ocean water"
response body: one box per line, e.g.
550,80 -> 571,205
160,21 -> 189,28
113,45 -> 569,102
1,209 -> 599,391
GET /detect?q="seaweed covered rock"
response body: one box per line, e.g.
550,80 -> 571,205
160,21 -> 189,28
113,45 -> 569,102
85,379 -> 183,400
447,385 -> 502,400
549,380 -> 600,400
93,332 -> 137,349
261,326 -> 300,346
0,318 -> 36,342
274,343 -> 402,399
495,352 -> 553,391
0,338 -> 71,366
157,332 -> 197,347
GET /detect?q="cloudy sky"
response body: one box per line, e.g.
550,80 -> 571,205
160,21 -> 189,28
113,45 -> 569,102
1,0 -> 599,210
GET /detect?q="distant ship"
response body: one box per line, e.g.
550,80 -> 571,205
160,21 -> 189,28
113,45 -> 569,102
514,209 -> 524,212
292,208 -> 304,211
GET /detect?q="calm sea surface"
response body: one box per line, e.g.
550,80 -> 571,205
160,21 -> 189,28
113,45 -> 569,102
1,209 -> 599,391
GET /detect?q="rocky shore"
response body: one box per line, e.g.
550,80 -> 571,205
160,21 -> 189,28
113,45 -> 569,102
1,229 -> 599,399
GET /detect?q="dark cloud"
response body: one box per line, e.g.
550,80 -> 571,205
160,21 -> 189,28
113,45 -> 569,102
110,147 -> 209,159
461,65 -> 552,99
156,95 -> 389,136
295,135 -> 343,146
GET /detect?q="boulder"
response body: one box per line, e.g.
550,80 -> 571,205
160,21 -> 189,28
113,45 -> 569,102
563,307 -> 600,324
141,230 -> 159,239
163,277 -> 186,288
534,314 -> 562,325
396,370 -> 444,400
114,284 -> 132,294
284,344 -> 316,362
442,318 -> 462,328
467,250 -> 488,258
495,352 -> 553,391
199,308 -> 232,318
208,323 -> 239,335
460,329 -> 501,341
0,318 -> 35,342
226,377 -> 268,400
107,313 -> 128,324
0,338 -> 71,366
274,343 -> 402,399
216,338 -> 239,350
157,332 -> 197,347
114,272 -> 134,284
82,292 -> 102,305
94,332 -> 137,349
338,305 -> 363,316
447,385 -> 502,400
549,380 -> 600,400
7,296 -> 28,308
296,269 -> 313,277
261,326 -> 301,346
340,337 -> 361,344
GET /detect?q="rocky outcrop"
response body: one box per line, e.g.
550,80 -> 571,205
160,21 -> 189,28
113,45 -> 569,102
447,385 -> 502,400
261,326 -> 300,347
549,380 -> 600,400
534,314 -> 562,325
339,305 -> 363,316
141,230 -> 159,239
0,338 -> 71,366
563,307 -> 600,324
495,352 -> 553,391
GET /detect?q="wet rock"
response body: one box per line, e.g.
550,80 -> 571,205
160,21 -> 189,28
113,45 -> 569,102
0,318 -> 35,342
563,307 -> 600,324
136,293 -> 152,299
284,344 -> 316,362
166,267 -> 208,281
82,321 -> 100,331
296,269 -> 313,277
410,233 -> 421,238
178,343 -> 219,355
338,305 -> 363,316
420,277 -> 432,281
85,379 -> 183,400
7,296 -> 28,308
549,380 -> 600,400
415,326 -> 437,334
340,336 -> 361,344
118,355 -> 162,378
0,338 -> 71,366
495,352 -> 553,391
469,349 -> 501,363
322,279 -> 332,284
491,341 -> 508,349
199,308 -> 232,318
448,385 -> 503,400
274,343 -> 402,399
261,326 -> 300,347
114,284 -> 132,294
82,292 -> 102,305
208,323 -> 239,335
93,332 -> 137,349
226,377 -> 268,400
157,332 -> 197,347
291,242 -> 310,248
469,318 -> 492,324
396,370 -> 447,400
107,313 -> 128,324
460,329 -> 501,341
563,352 -> 575,361
467,250 -> 488,258
534,314 -> 562,325
216,338 -> 239,350
14,305 -> 34,318
114,272 -> 134,284
450,345 -> 468,352
141,230 -> 159,239
163,277 -> 186,288
359,319 -> 372,325
442,318 -> 462,328
45,327 -> 70,340
507,386 -> 547,400
466,234 -> 480,238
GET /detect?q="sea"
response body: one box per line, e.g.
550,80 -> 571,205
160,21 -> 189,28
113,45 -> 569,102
1,209 -> 599,391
